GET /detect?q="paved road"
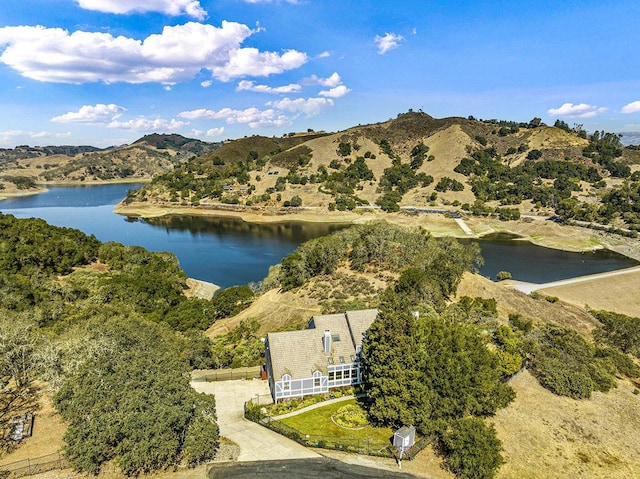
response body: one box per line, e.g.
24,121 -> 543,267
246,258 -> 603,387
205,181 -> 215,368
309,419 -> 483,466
208,458 -> 417,478
191,379 -> 320,462
510,265 -> 640,294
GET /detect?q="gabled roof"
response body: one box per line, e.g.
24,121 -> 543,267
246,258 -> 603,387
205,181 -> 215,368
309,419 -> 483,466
266,309 -> 378,380
346,309 -> 378,349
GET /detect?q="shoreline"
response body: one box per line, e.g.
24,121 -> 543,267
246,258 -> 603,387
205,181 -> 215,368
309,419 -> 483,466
0,178 -> 149,200
115,201 -> 640,261
3,178 -> 638,262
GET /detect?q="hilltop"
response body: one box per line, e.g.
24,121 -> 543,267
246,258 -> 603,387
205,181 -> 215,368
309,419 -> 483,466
120,111 -> 640,233
0,134 -> 220,194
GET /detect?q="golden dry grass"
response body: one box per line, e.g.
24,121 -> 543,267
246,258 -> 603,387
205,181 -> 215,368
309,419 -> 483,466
538,269 -> 640,318
456,272 -> 599,335
493,370 -> 640,479
0,392 -> 66,466
205,288 -> 322,338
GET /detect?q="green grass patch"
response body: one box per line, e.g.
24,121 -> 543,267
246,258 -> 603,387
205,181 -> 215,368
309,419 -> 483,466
278,399 -> 393,444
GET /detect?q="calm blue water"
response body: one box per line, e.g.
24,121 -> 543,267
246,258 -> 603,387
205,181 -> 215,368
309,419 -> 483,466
1,184 -> 637,286
0,184 -> 345,287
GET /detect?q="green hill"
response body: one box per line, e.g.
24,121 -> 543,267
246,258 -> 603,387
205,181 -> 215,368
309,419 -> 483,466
127,112 -> 640,232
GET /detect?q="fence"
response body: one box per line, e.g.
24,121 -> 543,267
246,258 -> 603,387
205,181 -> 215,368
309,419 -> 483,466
244,399 -> 393,458
0,452 -> 69,478
263,418 -> 393,458
191,366 -> 263,382
401,435 -> 435,461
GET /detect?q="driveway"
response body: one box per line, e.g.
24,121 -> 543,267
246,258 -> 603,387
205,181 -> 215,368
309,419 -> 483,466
191,379 -> 320,462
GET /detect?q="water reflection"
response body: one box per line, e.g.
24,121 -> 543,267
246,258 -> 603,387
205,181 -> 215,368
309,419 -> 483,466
2,184 -> 637,287
143,215 -> 346,242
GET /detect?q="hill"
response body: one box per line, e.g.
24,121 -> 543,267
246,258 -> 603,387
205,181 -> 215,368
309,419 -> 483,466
123,112 -> 640,232
0,134 -> 220,192
204,223 -> 640,479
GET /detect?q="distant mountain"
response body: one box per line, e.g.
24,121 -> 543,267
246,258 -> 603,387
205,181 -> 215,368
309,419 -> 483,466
132,133 -> 220,156
620,132 -> 640,146
0,134 -> 221,185
0,144 -> 102,161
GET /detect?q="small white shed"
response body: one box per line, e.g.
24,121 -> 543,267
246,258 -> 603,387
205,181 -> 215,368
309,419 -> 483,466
393,425 -> 416,452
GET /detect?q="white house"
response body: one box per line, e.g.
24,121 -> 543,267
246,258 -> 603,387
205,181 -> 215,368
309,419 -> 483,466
264,309 -> 378,403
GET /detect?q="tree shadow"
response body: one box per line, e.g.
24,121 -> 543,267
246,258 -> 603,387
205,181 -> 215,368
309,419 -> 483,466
0,384 -> 41,455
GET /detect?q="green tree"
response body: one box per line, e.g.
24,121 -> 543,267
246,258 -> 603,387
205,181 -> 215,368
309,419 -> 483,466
361,290 -> 514,431
440,417 -> 504,479
54,318 -> 219,475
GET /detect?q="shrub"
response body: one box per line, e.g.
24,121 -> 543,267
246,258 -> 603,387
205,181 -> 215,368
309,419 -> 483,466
526,149 -> 542,161
332,404 -> 369,428
439,418 -> 504,479
592,310 -> 640,357
496,271 -> 512,281
529,325 -> 619,399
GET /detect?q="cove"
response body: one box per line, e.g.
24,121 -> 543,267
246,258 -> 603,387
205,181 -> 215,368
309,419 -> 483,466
0,184 -> 345,288
461,233 -> 638,283
1,184 -> 637,288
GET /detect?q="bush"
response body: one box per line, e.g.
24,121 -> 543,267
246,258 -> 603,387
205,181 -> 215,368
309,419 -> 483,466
526,149 -> 542,161
332,404 -> 369,428
592,310 -> 640,357
496,271 -> 511,281
529,325 -> 619,399
210,285 -> 254,320
439,418 -> 504,479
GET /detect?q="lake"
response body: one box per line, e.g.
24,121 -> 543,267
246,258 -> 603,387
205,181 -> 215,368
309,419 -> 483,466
1,184 -> 637,287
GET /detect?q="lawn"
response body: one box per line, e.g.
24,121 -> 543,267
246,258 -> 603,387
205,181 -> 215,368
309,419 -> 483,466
277,399 -> 393,445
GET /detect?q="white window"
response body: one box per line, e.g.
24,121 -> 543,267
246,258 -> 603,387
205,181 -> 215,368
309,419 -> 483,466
282,374 -> 291,391
313,370 -> 322,387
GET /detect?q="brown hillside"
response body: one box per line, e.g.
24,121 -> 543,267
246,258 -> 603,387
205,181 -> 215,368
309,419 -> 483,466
455,272 -> 598,336
494,370 -> 640,479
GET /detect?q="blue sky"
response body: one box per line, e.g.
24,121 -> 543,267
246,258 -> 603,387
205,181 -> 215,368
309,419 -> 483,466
0,0 -> 639,147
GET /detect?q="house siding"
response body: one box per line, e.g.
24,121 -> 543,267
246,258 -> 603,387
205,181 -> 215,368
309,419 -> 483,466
272,362 -> 363,402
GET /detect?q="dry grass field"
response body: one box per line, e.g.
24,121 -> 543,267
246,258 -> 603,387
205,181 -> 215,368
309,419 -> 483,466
538,269 -> 640,318
493,370 -> 640,479
456,272 -> 599,335
0,391 -> 66,467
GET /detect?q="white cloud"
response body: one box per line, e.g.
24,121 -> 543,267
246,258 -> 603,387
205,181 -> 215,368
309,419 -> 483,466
319,85 -> 350,98
243,0 -> 299,3
211,48 -> 307,82
179,107 -> 291,128
107,117 -> 187,131
374,32 -> 403,55
200,80 -> 213,88
302,72 -> 342,87
179,108 -> 217,120
76,0 -> 207,20
206,127 -> 225,137
237,80 -> 302,94
51,103 -> 125,123
318,51 -> 331,58
0,130 -> 72,147
621,101 -> 640,114
269,97 -> 333,116
547,102 -> 608,118
0,22 -> 307,84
